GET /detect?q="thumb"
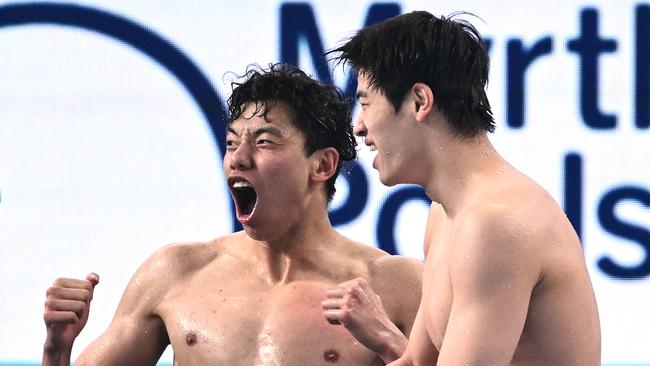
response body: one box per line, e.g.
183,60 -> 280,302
86,273 -> 100,301
86,272 -> 100,287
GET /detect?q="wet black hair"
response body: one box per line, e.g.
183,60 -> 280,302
227,63 -> 356,203
328,11 -> 495,137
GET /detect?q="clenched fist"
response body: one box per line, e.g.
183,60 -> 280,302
43,273 -> 99,353
322,277 -> 407,362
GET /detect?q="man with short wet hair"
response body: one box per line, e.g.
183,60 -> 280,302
330,11 -> 601,365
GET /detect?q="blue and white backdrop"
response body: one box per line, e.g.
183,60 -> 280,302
0,1 -> 648,364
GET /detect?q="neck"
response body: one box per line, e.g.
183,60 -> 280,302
247,204 -> 340,284
420,133 -> 510,216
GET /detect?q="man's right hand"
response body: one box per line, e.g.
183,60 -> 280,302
43,273 -> 99,354
322,277 -> 407,363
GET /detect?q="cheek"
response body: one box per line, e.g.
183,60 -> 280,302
264,160 -> 309,188
368,111 -> 387,132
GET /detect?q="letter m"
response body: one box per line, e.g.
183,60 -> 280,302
280,2 -> 401,99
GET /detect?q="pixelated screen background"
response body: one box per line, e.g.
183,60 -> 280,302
0,0 -> 648,364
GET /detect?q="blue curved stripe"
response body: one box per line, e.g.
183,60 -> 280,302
0,2 -> 240,230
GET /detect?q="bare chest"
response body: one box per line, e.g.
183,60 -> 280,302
158,280 -> 378,366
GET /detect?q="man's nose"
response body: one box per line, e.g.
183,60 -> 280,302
353,115 -> 367,137
228,143 -> 253,170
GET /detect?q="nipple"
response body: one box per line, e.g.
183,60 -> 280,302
323,349 -> 339,363
185,332 -> 198,346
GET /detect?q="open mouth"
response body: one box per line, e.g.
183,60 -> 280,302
230,179 -> 258,218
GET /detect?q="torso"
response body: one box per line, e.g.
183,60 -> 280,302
406,172 -> 600,365
154,234 -> 388,366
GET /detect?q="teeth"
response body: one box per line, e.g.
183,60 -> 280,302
369,145 -> 377,152
233,181 -> 252,188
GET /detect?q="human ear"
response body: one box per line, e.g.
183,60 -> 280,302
310,147 -> 339,183
411,83 -> 434,122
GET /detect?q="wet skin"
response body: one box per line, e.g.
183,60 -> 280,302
353,73 -> 600,365
156,236 -> 416,365
44,103 -> 422,366
394,175 -> 602,366
67,236 -> 420,366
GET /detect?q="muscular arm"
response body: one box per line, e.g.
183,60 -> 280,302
43,245 -> 180,366
75,246 -> 178,365
437,212 -> 541,365
75,312 -> 168,365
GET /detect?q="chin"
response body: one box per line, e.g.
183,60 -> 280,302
241,225 -> 258,239
379,178 -> 398,187
240,222 -> 266,240
379,168 -> 413,187
242,221 -> 284,243
378,172 -> 399,187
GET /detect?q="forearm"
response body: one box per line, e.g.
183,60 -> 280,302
42,342 -> 72,366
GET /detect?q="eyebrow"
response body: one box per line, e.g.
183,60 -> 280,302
227,125 -> 284,138
355,91 -> 368,100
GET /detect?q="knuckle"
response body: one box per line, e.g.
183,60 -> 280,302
83,281 -> 93,291
52,278 -> 66,286
342,293 -> 353,303
81,289 -> 92,302
340,309 -> 355,323
43,310 -> 53,322
72,301 -> 85,313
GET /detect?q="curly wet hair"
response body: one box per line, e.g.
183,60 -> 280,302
227,63 -> 356,203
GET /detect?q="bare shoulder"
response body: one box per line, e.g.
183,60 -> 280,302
338,238 -> 422,279
490,174 -> 587,276
369,253 -> 423,313
467,175 -> 574,247
451,174 -> 579,286
137,238 -> 222,280
370,255 -> 423,286
116,235 -> 231,312
333,237 -> 422,297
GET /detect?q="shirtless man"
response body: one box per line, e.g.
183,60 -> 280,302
329,11 -> 601,365
42,64 -> 422,365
